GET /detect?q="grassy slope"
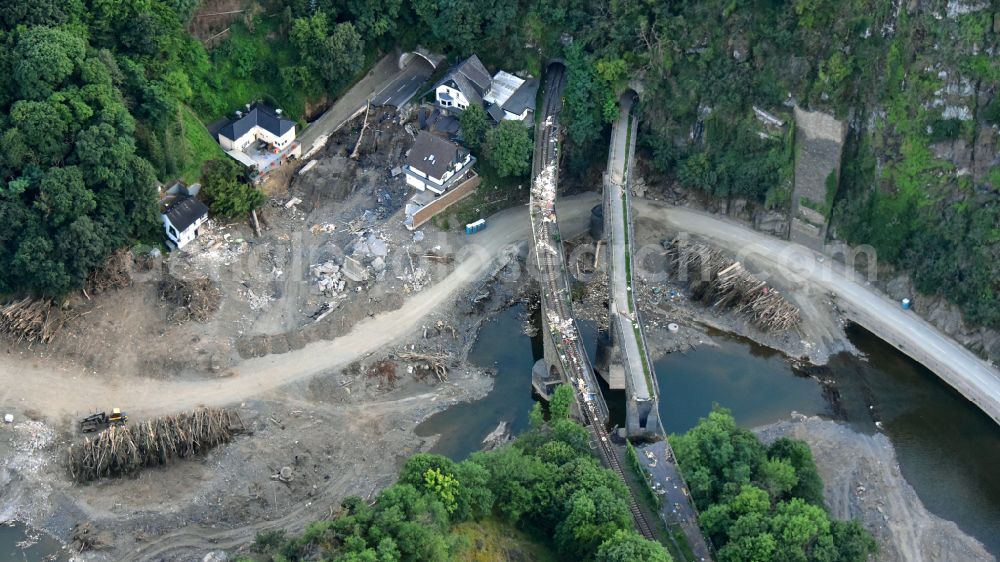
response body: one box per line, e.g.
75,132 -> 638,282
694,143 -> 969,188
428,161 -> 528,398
178,105 -> 226,184
451,518 -> 557,562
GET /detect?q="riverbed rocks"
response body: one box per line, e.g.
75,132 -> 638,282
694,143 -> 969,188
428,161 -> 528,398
756,415 -> 995,562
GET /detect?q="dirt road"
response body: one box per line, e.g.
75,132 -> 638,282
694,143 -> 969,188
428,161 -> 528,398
297,52 -> 403,156
632,201 -> 1000,427
0,195 -> 599,421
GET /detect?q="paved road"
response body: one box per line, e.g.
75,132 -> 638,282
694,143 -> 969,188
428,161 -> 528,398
371,61 -> 433,107
631,201 -> 1000,427
297,53 -> 402,156
0,195 -> 600,420
606,95 -> 652,401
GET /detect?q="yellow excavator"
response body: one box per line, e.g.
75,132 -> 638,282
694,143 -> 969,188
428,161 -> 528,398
79,408 -> 128,433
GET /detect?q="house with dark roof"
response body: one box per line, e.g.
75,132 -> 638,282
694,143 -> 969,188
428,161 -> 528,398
403,131 -> 475,195
162,194 -> 209,250
434,55 -> 492,112
217,103 -> 296,153
434,56 -> 538,123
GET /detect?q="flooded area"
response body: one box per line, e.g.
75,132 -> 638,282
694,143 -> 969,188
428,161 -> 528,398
415,304 -> 542,459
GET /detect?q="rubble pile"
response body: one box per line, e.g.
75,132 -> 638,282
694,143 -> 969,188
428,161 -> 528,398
158,271 -> 222,323
312,261 -> 347,296
85,248 -> 134,294
531,163 -> 558,221
547,311 -> 579,342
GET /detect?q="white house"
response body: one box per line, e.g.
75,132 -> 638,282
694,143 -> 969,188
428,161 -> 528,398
434,56 -> 538,123
434,55 -> 492,112
217,104 -> 296,152
403,131 -> 475,195
162,197 -> 209,250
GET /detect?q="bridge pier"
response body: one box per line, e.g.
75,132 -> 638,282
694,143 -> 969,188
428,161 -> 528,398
626,396 -> 660,439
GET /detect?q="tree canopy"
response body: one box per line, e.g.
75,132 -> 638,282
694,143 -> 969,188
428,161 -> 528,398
671,407 -> 877,561
244,385 -> 672,562
485,120 -> 533,178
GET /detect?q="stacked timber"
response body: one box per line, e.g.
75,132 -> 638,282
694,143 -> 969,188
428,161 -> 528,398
68,408 -> 245,482
0,298 -> 62,343
666,238 -> 800,331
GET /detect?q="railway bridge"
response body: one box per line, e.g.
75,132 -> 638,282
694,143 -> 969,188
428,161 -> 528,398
528,68 -> 712,557
528,62 -> 652,540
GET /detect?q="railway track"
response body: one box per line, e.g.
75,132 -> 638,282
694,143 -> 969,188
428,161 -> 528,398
530,64 -> 657,542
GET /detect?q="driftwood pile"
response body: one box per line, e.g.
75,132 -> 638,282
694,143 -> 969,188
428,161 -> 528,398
159,272 -> 221,323
68,408 -> 245,483
666,238 -> 800,331
85,248 -> 133,294
399,351 -> 450,382
0,298 -> 63,343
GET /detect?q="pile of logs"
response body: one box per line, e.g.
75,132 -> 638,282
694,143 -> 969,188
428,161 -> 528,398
0,298 -> 63,343
158,272 -> 221,323
68,408 -> 245,483
666,238 -> 800,331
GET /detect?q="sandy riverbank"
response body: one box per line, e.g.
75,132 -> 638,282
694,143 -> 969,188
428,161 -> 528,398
757,415 -> 994,562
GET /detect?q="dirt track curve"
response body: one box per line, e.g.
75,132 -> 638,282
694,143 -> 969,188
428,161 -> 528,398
0,195 -> 599,421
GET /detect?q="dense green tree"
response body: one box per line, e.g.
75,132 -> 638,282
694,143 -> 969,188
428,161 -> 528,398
555,487 -> 633,558
768,438 -> 825,506
344,0 -> 402,42
12,26 -> 86,100
548,383 -> 575,421
596,529 -> 674,562
485,120 -> 532,178
459,104 -> 489,151
200,160 -> 264,218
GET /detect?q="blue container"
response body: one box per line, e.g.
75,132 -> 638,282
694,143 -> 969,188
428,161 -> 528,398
901,298 -> 911,310
465,219 -> 486,235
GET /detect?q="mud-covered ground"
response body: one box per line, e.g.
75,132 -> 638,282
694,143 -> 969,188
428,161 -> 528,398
0,259 -> 533,560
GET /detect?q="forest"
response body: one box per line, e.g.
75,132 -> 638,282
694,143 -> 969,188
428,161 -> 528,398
1,0 -> 996,328
671,408 -> 876,562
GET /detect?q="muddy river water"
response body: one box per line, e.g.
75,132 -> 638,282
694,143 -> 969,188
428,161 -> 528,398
417,306 -> 1000,556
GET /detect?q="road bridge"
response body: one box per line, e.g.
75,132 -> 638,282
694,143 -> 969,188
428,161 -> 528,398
603,93 -> 661,438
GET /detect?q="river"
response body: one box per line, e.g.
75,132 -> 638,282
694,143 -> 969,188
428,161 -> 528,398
416,308 -> 1000,556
